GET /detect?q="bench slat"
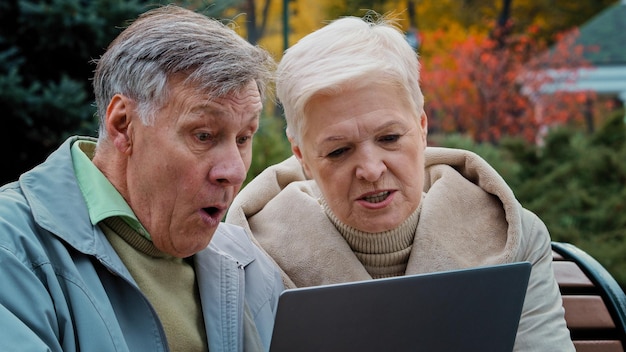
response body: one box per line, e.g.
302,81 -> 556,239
573,340 -> 624,352
553,251 -> 565,261
563,295 -> 616,329
553,261 -> 595,288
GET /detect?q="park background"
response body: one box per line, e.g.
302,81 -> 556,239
1,0 -> 624,288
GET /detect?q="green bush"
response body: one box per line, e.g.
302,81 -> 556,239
246,112 -> 292,187
433,111 -> 626,289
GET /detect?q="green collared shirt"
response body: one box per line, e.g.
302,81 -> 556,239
71,139 -> 151,240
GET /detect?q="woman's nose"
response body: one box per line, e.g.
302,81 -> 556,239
355,150 -> 386,182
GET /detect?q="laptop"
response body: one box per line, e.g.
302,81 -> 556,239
269,261 -> 531,352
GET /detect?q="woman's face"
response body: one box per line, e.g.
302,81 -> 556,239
293,83 -> 427,233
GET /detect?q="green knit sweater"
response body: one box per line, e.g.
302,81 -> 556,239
100,217 -> 208,352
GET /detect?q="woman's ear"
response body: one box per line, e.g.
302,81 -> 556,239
289,138 -> 313,179
290,137 -> 302,160
420,112 -> 428,146
105,94 -> 135,155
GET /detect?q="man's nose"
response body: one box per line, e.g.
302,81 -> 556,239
209,143 -> 247,186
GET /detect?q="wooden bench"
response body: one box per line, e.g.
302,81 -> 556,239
552,241 -> 626,352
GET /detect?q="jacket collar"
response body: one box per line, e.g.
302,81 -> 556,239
19,136 -> 132,275
21,136 -> 99,251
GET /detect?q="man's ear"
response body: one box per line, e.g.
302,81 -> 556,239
105,94 -> 134,155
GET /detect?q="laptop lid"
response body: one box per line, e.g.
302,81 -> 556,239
269,261 -> 531,352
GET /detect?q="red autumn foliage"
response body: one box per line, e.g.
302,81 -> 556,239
421,21 -> 596,144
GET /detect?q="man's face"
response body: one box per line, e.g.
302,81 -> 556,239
293,83 -> 427,233
126,79 -> 262,257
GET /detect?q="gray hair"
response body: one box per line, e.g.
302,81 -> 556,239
93,5 -> 275,139
276,15 -> 424,145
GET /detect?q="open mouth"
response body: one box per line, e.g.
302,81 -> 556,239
203,207 -> 221,217
361,191 -> 391,203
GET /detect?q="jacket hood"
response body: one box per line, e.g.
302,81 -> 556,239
226,147 -> 523,288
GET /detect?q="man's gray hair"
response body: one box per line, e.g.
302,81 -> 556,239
92,5 -> 275,139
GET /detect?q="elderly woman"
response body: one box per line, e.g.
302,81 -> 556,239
226,15 -> 574,351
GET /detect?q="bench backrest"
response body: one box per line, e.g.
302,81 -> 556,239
552,241 -> 626,352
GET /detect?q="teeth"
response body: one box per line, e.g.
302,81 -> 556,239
363,191 -> 389,203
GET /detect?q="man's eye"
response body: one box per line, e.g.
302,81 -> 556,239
196,133 -> 212,142
237,135 -> 252,145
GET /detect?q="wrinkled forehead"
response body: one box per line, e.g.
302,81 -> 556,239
166,75 -> 262,110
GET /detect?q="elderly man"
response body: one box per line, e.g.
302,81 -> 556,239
0,5 -> 282,352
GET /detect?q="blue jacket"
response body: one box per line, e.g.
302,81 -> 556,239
0,136 -> 283,352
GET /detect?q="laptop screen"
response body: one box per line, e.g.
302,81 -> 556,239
269,262 -> 531,352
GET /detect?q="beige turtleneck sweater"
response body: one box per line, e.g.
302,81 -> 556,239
322,199 -> 421,279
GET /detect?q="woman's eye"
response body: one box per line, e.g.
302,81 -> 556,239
327,147 -> 348,158
379,134 -> 400,143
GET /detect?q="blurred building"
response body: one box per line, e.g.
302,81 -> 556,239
537,0 -> 626,115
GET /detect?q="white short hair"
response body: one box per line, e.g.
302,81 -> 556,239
276,15 -> 424,145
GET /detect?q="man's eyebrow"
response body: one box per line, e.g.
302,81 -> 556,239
191,102 -> 262,117
246,113 -> 260,126
191,104 -> 222,115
